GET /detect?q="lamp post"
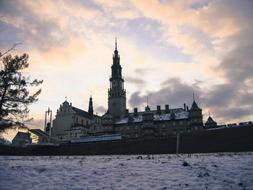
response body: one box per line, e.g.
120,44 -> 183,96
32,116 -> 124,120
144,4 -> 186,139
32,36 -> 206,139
44,108 -> 52,136
176,132 -> 180,155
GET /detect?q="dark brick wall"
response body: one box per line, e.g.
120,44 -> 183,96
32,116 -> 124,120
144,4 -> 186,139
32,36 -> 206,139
1,125 -> 253,155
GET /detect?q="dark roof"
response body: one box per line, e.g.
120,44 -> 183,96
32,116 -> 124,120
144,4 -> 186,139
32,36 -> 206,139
190,101 -> 201,111
129,108 -> 185,115
30,129 -> 49,137
206,116 -> 217,124
13,132 -> 30,141
72,107 -> 91,118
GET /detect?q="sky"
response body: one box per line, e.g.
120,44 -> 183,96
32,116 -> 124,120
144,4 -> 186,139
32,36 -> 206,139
0,0 -> 253,129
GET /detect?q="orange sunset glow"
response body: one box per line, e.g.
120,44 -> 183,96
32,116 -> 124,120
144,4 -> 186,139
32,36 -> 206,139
1,0 -> 253,129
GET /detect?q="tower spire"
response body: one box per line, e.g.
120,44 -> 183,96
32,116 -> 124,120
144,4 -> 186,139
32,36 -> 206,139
115,37 -> 117,50
88,96 -> 94,115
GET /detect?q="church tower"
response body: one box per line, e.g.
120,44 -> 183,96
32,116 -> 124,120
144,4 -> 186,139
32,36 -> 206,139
108,38 -> 126,119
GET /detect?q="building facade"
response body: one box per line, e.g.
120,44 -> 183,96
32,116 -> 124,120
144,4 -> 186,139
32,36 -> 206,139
51,97 -> 102,142
50,39 -> 205,142
103,40 -> 203,139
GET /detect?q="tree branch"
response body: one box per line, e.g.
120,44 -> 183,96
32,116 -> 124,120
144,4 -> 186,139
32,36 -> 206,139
0,43 -> 22,58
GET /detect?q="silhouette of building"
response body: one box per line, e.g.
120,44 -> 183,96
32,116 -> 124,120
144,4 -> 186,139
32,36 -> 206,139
51,97 -> 102,142
29,129 -> 50,144
101,39 -> 203,139
50,39 -> 205,142
12,131 -> 31,146
108,38 -> 126,119
205,114 -> 218,128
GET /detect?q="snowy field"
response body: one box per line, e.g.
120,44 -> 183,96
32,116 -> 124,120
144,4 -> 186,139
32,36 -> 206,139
0,153 -> 253,190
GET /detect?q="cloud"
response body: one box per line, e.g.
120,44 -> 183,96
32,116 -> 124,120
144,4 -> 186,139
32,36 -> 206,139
95,106 -> 106,115
26,118 -> 44,130
1,0 -> 253,125
129,78 -> 201,110
125,76 -> 145,86
203,28 -> 253,122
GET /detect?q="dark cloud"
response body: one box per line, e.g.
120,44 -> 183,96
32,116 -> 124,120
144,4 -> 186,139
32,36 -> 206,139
203,4 -> 253,121
128,92 -> 146,109
129,25 -> 253,122
125,76 -> 145,86
95,106 -> 106,115
129,78 -> 201,111
128,0 -> 253,123
204,43 -> 253,121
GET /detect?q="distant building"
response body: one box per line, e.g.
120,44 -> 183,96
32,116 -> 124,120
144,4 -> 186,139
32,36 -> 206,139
29,129 -> 50,144
205,115 -> 218,128
51,97 -> 102,142
50,39 -> 205,142
102,40 -> 203,139
12,131 -> 31,146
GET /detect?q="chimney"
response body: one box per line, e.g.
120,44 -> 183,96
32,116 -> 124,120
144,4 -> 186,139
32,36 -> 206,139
187,106 -> 189,111
157,105 -> 161,114
134,108 -> 138,116
184,103 -> 186,111
165,105 -> 169,113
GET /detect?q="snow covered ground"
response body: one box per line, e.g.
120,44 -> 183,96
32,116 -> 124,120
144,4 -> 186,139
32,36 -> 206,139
0,152 -> 253,190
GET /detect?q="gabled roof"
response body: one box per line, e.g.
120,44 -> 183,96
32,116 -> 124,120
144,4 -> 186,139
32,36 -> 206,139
13,132 -> 30,141
190,101 -> 201,111
30,129 -> 49,137
206,116 -> 217,124
72,107 -> 92,118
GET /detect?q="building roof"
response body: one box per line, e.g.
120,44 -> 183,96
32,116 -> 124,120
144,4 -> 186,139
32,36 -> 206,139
30,129 -> 49,137
190,101 -> 201,111
115,109 -> 189,125
12,131 -> 30,142
72,107 -> 92,118
205,116 -> 217,125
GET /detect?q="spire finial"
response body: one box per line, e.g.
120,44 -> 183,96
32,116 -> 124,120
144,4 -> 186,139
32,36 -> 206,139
65,96 -> 67,102
115,36 -> 117,50
147,96 -> 149,106
88,95 -> 94,115
193,92 -> 195,102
